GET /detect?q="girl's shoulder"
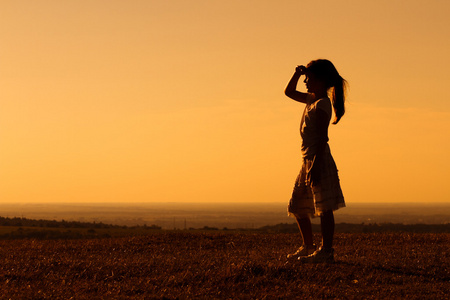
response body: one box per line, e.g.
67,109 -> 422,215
313,97 -> 332,117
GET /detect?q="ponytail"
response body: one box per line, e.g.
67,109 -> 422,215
331,76 -> 347,124
306,59 -> 347,124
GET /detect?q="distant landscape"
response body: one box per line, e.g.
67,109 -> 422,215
0,202 -> 448,229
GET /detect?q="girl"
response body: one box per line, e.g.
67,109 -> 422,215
284,59 -> 346,263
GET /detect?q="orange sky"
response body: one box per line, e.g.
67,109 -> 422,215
1,0 -> 450,204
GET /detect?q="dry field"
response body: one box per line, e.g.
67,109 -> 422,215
0,232 -> 448,299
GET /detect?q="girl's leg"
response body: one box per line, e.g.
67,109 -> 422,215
299,211 -> 335,263
295,216 -> 314,246
320,210 -> 335,250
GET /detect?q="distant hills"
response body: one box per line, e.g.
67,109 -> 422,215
0,202 -> 449,230
0,216 -> 449,240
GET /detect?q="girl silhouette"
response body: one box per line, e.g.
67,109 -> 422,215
285,59 -> 346,263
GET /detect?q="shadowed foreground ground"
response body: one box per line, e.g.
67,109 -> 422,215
0,232 -> 448,299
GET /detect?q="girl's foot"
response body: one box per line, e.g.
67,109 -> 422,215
299,247 -> 334,263
287,245 -> 316,259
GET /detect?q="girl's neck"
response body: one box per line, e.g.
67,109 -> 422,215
314,90 -> 328,100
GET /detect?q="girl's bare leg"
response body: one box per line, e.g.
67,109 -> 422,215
295,216 -> 314,246
320,210 -> 335,250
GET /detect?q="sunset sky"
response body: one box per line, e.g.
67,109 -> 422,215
1,0 -> 450,205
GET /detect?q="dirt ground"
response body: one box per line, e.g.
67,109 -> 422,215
0,232 -> 448,299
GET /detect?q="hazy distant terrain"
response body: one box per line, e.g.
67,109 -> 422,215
0,202 -> 448,229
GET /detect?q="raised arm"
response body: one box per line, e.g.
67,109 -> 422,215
285,65 -> 309,103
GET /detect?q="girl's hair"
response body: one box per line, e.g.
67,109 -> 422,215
306,59 -> 347,124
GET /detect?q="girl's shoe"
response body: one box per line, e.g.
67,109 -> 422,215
299,247 -> 334,263
287,245 -> 316,259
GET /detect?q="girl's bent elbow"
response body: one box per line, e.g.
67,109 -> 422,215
285,90 -> 293,98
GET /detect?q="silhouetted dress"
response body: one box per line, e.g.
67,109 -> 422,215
288,95 -> 345,218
